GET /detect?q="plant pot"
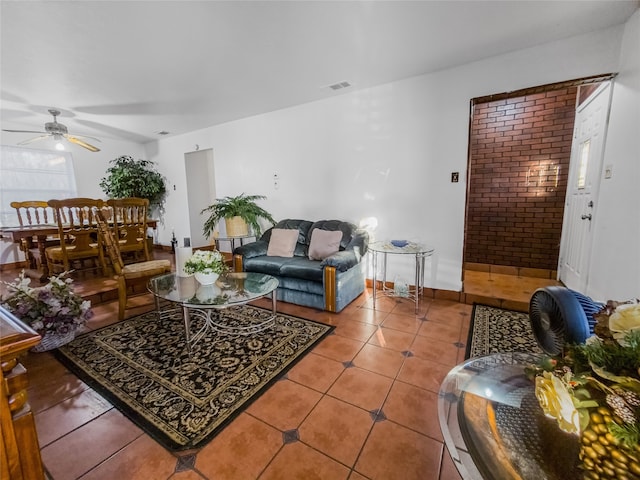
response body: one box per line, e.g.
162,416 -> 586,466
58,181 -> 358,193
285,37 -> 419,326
225,216 -> 248,237
194,271 -> 219,285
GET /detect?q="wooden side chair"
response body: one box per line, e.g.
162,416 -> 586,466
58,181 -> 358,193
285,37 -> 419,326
94,209 -> 171,320
107,197 -> 151,263
46,198 -> 106,276
10,200 -> 61,270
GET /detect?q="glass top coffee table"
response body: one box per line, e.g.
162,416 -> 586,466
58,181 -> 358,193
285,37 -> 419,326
148,272 -> 279,349
438,352 -> 583,480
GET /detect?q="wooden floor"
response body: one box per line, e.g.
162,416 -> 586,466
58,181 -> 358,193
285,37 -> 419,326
1,252 -> 560,480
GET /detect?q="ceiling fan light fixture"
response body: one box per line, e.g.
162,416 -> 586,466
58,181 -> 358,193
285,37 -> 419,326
1,109 -> 101,152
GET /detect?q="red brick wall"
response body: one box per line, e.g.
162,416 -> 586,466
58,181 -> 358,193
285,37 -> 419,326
465,87 -> 577,270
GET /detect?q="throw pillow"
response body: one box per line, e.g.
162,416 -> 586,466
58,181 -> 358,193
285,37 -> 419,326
308,229 -> 343,261
267,228 -> 299,257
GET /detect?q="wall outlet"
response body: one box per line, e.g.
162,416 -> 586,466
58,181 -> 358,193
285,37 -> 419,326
451,172 -> 459,183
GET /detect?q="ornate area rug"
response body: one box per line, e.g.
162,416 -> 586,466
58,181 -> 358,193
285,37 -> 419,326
465,304 -> 542,359
54,305 -> 333,451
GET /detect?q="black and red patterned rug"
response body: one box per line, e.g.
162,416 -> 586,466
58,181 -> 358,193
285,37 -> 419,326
465,304 -> 542,359
55,305 -> 333,451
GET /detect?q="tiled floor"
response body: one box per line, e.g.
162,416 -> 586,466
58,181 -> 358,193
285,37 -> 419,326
4,256 -> 560,479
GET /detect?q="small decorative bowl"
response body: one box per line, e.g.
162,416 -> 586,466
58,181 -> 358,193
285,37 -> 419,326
390,239 -> 409,248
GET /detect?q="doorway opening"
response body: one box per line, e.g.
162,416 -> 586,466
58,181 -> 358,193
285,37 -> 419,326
462,74 -> 615,299
184,148 -> 216,249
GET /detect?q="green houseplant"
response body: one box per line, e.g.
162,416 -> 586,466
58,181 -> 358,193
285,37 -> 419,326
99,155 -> 167,217
201,193 -> 275,239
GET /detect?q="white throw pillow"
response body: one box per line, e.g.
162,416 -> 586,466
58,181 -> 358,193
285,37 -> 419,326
267,228 -> 299,257
308,229 -> 343,260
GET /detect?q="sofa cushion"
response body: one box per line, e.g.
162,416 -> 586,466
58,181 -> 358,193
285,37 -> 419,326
267,228 -> 299,257
308,229 -> 343,260
279,257 -> 324,282
244,256 -> 294,277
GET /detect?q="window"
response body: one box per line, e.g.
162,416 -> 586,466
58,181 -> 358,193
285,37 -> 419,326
0,146 -> 78,226
576,140 -> 590,189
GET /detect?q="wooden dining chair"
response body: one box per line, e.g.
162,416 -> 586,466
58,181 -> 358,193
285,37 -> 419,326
46,198 -> 106,276
106,197 -> 151,263
94,209 -> 171,320
10,200 -> 61,270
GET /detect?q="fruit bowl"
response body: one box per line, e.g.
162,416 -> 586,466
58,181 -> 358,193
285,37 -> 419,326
390,239 -> 408,248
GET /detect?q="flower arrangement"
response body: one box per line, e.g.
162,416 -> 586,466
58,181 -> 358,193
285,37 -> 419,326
2,270 -> 93,336
183,249 -> 228,275
527,300 -> 640,479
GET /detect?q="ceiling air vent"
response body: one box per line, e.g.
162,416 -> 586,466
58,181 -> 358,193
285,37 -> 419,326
328,81 -> 352,91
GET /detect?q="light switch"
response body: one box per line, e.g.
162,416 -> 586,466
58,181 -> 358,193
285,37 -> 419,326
604,165 -> 613,179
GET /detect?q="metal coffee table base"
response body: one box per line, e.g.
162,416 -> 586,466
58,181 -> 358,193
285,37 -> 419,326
182,292 -> 277,349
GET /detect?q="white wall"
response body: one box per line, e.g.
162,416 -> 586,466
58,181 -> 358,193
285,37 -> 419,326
587,9 -> 640,300
145,22 -> 629,293
0,134 -> 146,264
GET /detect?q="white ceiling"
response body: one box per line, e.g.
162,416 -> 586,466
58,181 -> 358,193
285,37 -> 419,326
1,0 -> 638,146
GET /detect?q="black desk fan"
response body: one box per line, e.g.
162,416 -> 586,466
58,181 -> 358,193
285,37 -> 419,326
529,286 -> 603,355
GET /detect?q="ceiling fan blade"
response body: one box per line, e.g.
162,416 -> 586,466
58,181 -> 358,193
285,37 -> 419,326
65,135 -> 101,152
18,135 -> 51,145
65,133 -> 102,143
2,129 -> 48,134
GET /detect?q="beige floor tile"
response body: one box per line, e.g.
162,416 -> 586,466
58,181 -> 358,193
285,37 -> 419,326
196,413 -> 282,479
245,379 -> 322,431
352,343 -> 406,378
366,326 -> 416,352
328,367 -> 393,411
332,319 -> 378,342
260,441 -> 351,480
410,335 -> 461,367
379,312 -> 423,334
311,334 -> 365,363
287,352 -> 345,393
397,356 -> 453,393
35,388 -> 113,447
382,381 -> 443,441
299,396 -> 373,466
418,319 -> 463,343
355,420 -> 443,480
41,409 -> 143,480
79,434 -> 178,480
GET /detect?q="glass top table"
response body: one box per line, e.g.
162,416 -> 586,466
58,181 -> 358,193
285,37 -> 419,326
368,240 -> 435,313
148,272 -> 279,349
438,352 -> 583,480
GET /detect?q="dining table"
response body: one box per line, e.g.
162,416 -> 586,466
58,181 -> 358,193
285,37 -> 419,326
0,220 -> 158,281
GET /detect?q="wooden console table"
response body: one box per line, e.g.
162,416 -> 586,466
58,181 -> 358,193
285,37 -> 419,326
0,306 -> 45,480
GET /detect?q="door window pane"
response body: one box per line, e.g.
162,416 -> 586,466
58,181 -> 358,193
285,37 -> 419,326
576,140 -> 590,189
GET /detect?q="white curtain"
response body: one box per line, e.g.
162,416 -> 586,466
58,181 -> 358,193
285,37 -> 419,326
0,146 -> 78,226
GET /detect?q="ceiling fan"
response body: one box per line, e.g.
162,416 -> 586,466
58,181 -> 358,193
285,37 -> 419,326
2,109 -> 101,152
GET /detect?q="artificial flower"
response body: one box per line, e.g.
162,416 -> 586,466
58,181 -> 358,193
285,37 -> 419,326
183,249 -> 228,275
535,371 -> 582,435
609,303 -> 640,346
2,270 -> 93,335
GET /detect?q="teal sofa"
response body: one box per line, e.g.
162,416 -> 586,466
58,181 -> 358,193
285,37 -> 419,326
233,219 -> 369,312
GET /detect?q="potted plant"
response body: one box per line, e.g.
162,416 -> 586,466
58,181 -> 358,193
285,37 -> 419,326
201,193 -> 275,239
2,270 -> 94,351
99,155 -> 168,218
183,250 -> 228,285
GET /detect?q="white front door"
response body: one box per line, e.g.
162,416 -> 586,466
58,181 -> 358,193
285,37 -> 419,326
558,82 -> 612,291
